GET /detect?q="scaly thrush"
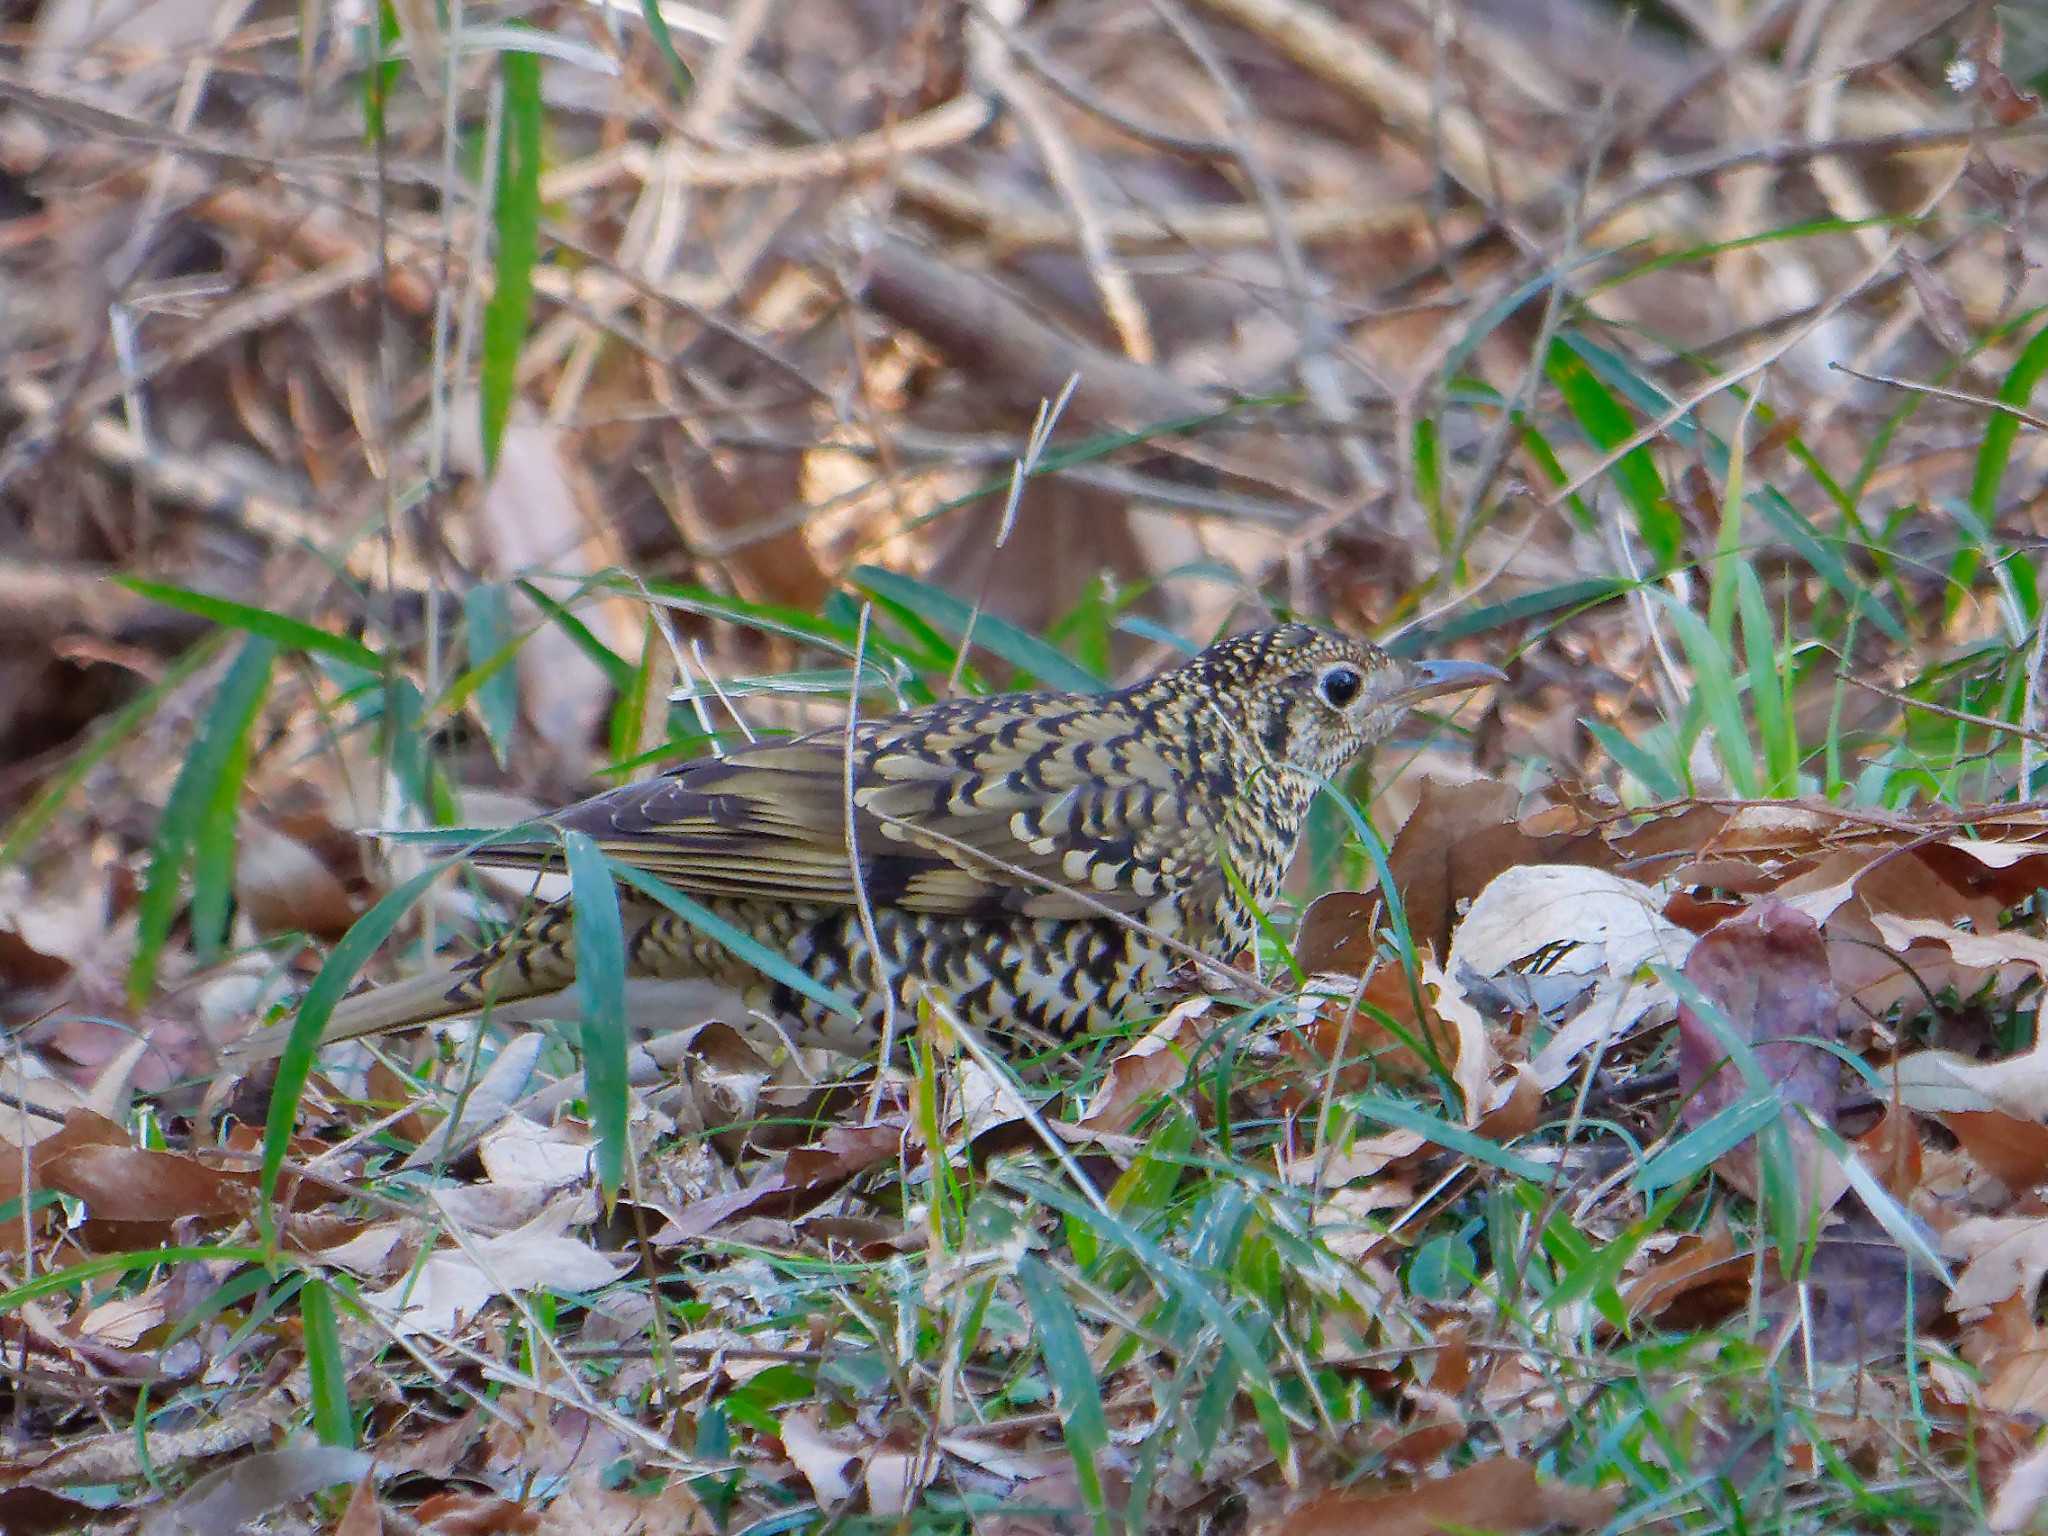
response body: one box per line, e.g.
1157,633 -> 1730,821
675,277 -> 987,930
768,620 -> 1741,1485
233,625 -> 1500,1059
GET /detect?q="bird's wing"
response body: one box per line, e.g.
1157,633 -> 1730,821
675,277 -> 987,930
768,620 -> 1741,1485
465,697 -> 1219,919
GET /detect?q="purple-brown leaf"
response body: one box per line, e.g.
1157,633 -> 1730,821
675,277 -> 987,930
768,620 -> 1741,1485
1676,900 -> 1844,1200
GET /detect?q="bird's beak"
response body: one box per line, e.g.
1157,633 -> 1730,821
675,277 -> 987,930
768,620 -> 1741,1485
1390,657 -> 1507,706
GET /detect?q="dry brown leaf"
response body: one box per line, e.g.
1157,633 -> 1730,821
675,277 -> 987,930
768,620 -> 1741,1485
1943,1110 -> 2048,1190
655,1120 -> 906,1242
778,1406 -> 860,1507
1070,996 -> 1210,1134
335,1474 -> 384,1536
1991,1431 -> 2048,1532
233,815 -> 360,938
362,1199 -> 627,1338
1284,965 -> 1448,1097
412,1489 -> 543,1533
1620,1224 -> 1744,1328
531,1474 -> 711,1536
1293,890 -> 1382,978
140,1441 -> 372,1535
1378,778 -> 1610,959
1946,1215 -> 2048,1312
1254,1457 -> 1619,1536
1963,1295 -> 2048,1417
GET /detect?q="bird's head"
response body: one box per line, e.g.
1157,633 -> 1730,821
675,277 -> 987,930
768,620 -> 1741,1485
1176,625 -> 1505,784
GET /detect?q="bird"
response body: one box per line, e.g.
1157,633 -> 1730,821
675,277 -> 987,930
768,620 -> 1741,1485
230,624 -> 1501,1061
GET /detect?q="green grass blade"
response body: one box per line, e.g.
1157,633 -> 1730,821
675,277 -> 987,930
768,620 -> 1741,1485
1545,335 -> 1680,570
638,0 -> 693,97
480,40 -> 543,473
1735,565 -> 1795,795
1970,315 -> 2048,527
260,861 -> 453,1241
1014,1257 -> 1111,1536
1653,591 -> 1760,797
1631,1091 -> 1779,1192
1349,1091 -> 1551,1182
300,1279 -> 354,1447
514,579 -> 635,690
609,613 -> 661,766
189,642 -> 275,961
852,565 -> 1107,693
362,0 -> 402,143
1,1245 -> 277,1316
1006,1172 -> 1293,1464
1583,718 -> 1684,800
462,582 -> 520,767
570,834 -> 630,1198
609,863 -> 860,1020
118,578 -> 381,670
129,638 -> 278,1001
1391,577 -> 1631,654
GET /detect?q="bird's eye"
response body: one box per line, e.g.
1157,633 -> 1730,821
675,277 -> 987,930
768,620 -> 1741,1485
1318,665 -> 1363,708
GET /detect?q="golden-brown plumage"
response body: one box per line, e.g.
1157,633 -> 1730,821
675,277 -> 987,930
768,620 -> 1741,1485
233,625 -> 1500,1059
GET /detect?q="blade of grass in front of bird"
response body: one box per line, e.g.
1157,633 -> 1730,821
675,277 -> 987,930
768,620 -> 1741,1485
609,862 -> 860,1020
1307,783 -> 1457,1102
566,833 -> 628,1199
1222,854 -> 1306,988
131,637 -> 277,999
260,860 -> 453,1243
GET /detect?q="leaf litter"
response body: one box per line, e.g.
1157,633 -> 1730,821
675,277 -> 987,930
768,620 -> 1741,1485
19,783 -> 2048,1528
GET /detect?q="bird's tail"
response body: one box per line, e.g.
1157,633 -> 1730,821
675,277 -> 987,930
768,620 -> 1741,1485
225,907 -> 577,1065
